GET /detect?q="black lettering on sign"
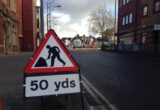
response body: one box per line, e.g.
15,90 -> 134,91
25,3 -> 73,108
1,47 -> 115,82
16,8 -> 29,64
30,80 -> 49,91
39,80 -> 48,90
53,79 -> 77,91
70,80 -> 76,88
30,80 -> 38,91
54,81 -> 61,91
62,78 -> 69,88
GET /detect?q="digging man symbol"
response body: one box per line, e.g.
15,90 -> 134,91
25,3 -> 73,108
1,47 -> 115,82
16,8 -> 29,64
46,45 -> 66,67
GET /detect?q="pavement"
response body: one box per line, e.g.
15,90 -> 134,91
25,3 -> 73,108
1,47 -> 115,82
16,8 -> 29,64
67,47 -> 100,51
0,52 -> 101,110
23,94 -> 84,110
103,49 -> 160,57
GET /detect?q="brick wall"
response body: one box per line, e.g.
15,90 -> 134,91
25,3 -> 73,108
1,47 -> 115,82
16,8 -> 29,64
0,0 -> 22,54
22,0 -> 37,52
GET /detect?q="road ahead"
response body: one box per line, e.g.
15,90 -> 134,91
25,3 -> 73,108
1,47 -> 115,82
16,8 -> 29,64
0,50 -> 160,110
71,50 -> 160,110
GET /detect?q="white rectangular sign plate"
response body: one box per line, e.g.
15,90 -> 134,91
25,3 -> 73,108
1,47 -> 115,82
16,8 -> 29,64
154,24 -> 160,30
25,74 -> 80,97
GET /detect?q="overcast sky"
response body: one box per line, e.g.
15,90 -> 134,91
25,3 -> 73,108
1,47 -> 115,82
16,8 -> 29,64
43,0 -> 116,38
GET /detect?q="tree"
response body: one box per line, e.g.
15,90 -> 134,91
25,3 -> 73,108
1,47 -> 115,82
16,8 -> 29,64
104,28 -> 114,41
88,5 -> 114,48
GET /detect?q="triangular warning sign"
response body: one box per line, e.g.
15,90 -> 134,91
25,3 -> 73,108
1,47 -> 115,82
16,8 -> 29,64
24,29 -> 79,75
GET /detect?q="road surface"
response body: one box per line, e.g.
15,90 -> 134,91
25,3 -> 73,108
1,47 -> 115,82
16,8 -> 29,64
71,49 -> 160,110
0,50 -> 160,110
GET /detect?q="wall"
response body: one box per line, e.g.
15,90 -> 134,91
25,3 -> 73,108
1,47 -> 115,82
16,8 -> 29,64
0,0 -> 20,54
22,0 -> 37,51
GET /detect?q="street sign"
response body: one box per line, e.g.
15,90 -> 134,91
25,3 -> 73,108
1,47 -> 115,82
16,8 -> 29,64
24,29 -> 79,74
25,74 -> 80,97
24,29 -> 81,98
154,24 -> 160,31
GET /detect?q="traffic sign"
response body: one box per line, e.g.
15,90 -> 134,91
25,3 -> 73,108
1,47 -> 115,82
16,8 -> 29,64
24,29 -> 81,99
154,24 -> 160,31
25,74 -> 80,97
24,29 -> 79,74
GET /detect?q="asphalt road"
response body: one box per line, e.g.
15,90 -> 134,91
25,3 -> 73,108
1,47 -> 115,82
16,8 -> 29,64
71,49 -> 160,110
0,50 -> 160,110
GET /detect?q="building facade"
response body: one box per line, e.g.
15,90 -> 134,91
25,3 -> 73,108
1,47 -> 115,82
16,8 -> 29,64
22,0 -> 38,52
118,0 -> 160,53
140,0 -> 160,53
17,0 -> 23,52
0,0 -> 21,54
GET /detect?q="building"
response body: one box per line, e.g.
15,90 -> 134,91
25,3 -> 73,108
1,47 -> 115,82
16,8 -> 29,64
118,0 -> 140,51
140,0 -> 160,53
17,0 -> 23,52
72,34 -> 83,48
118,0 -> 160,53
0,0 -> 21,54
22,0 -> 38,51
61,37 -> 72,47
72,34 -> 97,48
83,35 -> 96,48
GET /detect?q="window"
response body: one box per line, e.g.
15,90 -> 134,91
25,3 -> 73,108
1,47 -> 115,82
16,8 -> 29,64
129,13 -> 133,23
123,0 -> 126,5
154,1 -> 160,12
143,5 -> 148,16
122,13 -> 132,26
2,0 -> 7,4
126,0 -> 129,4
122,16 -> 125,26
123,0 -> 132,5
11,0 -> 17,12
125,15 -> 129,25
12,26 -> 17,45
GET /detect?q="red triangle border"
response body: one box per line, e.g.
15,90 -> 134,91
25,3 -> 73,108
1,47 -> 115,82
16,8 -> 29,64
24,29 -> 80,75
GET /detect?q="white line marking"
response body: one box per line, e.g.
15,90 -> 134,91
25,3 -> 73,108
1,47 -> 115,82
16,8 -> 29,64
82,75 -> 118,110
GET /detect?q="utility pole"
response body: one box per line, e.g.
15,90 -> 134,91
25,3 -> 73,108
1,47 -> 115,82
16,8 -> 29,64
40,0 -> 44,38
47,0 -> 49,31
46,0 -> 61,31
114,0 -> 117,50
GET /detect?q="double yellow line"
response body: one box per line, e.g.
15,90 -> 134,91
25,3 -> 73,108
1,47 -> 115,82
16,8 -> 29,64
82,75 -> 118,110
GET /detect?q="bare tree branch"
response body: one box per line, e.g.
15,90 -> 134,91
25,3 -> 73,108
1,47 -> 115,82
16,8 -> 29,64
88,4 -> 114,39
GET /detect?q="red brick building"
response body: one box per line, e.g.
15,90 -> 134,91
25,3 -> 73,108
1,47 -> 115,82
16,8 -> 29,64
17,0 -> 23,51
22,0 -> 38,52
0,0 -> 21,54
118,0 -> 160,53
140,0 -> 160,53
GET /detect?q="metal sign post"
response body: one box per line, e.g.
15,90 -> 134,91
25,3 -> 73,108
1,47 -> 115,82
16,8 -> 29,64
23,29 -> 84,109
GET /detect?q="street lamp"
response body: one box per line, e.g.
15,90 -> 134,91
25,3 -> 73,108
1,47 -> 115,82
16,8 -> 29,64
46,0 -> 61,30
36,0 -> 41,47
40,0 -> 44,39
114,0 -> 117,50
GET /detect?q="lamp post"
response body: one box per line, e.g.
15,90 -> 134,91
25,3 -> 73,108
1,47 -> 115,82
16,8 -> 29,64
40,0 -> 44,39
36,0 -> 41,47
114,0 -> 117,50
46,0 -> 61,31
47,1 -> 48,31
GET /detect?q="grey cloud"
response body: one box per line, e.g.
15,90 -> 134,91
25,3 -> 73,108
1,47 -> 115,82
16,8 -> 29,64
45,0 -> 116,37
56,0 -> 115,24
